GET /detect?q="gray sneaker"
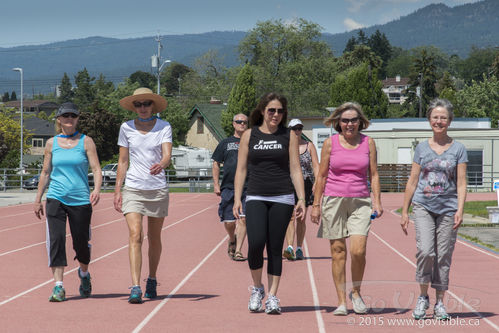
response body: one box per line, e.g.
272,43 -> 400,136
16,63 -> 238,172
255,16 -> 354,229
434,301 -> 450,320
265,295 -> 281,314
248,286 -> 265,312
412,295 -> 429,320
349,291 -> 368,314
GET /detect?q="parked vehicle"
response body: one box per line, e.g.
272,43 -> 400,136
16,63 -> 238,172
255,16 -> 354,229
171,146 -> 212,179
23,175 -> 40,190
88,163 -> 118,187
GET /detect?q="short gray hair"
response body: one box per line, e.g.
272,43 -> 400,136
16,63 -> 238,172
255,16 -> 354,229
427,98 -> 454,121
233,113 -> 248,121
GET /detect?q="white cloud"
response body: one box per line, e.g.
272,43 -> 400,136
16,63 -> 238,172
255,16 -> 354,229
343,18 -> 365,31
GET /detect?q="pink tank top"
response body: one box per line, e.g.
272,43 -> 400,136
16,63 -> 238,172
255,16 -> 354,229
324,133 -> 370,197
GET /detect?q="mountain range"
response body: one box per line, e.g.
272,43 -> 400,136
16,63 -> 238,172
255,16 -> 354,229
0,0 -> 497,95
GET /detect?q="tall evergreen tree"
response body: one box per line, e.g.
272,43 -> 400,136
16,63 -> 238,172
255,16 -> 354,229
73,68 -> 95,111
10,91 -> 17,101
58,72 -> 74,103
344,36 -> 357,53
357,30 -> 368,45
221,63 -> 256,136
2,92 -> 9,102
368,30 -> 392,78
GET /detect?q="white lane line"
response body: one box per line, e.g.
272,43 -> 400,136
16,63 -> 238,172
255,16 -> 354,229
389,208 -> 499,259
132,234 -> 227,333
0,221 -> 43,233
303,239 -> 326,333
371,230 -> 499,332
0,204 -> 217,307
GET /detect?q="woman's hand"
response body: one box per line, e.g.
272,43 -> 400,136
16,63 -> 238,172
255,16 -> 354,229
113,191 -> 123,213
295,200 -> 306,220
150,163 -> 164,175
90,190 -> 100,206
453,211 -> 463,229
310,205 -> 321,224
233,200 -> 243,219
34,202 -> 44,220
373,202 -> 384,218
400,213 -> 410,235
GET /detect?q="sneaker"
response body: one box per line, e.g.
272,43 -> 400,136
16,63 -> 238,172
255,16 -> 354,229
78,268 -> 92,298
49,285 -> 66,302
349,291 -> 368,314
265,295 -> 281,314
283,246 -> 295,260
248,285 -> 265,312
144,278 -> 157,299
128,286 -> 143,304
333,304 -> 348,316
412,295 -> 429,320
295,248 -> 304,260
434,300 -> 450,320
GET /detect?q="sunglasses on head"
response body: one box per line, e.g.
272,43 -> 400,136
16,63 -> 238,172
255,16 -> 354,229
61,113 -> 78,118
234,120 -> 248,125
291,126 -> 303,131
340,117 -> 359,124
267,108 -> 285,115
133,100 -> 153,108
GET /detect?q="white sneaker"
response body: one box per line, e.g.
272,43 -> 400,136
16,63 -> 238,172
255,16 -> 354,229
349,291 -> 368,314
434,300 -> 450,320
248,286 -> 265,312
412,295 -> 429,320
265,295 -> 281,314
333,304 -> 348,316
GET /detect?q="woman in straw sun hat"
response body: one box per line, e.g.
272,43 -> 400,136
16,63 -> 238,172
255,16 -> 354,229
114,87 -> 173,304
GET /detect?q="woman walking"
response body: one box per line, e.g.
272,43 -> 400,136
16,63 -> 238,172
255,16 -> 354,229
311,102 -> 383,315
34,102 -> 102,302
233,92 -> 305,314
401,98 -> 467,320
114,87 -> 172,304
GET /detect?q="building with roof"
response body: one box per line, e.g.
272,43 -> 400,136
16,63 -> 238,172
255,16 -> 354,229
185,100 -> 227,152
22,116 -> 55,165
4,100 -> 59,117
382,75 -> 410,104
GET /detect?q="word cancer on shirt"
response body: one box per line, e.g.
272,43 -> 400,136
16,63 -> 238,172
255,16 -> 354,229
253,140 -> 283,150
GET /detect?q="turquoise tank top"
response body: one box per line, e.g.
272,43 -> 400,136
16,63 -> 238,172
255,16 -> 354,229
46,134 -> 90,206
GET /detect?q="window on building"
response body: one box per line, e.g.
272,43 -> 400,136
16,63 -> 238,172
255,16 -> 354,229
467,150 -> 483,186
197,116 -> 204,134
32,138 -> 44,148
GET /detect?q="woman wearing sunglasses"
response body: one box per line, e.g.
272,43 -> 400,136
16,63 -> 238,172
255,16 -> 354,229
311,102 -> 383,315
233,92 -> 305,314
34,102 -> 102,302
283,119 -> 319,261
114,87 -> 172,304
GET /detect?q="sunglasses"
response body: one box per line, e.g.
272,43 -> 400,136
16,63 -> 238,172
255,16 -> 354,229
61,113 -> 78,118
291,126 -> 303,131
340,117 -> 359,124
133,100 -> 153,108
267,108 -> 285,115
234,120 -> 248,125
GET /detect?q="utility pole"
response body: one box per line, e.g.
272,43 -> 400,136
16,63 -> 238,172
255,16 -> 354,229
151,32 -> 170,116
418,72 -> 423,118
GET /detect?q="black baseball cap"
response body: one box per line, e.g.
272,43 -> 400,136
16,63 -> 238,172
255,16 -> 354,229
56,102 -> 80,117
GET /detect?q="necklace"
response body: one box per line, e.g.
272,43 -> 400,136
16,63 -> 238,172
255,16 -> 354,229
58,131 -> 79,138
138,116 -> 158,122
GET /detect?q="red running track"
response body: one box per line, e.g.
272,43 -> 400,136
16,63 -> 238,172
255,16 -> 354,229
0,192 -> 497,332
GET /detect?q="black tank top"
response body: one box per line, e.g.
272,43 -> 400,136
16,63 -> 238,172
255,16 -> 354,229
247,126 -> 294,196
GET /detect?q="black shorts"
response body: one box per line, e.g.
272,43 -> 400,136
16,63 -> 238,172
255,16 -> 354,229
294,178 -> 314,207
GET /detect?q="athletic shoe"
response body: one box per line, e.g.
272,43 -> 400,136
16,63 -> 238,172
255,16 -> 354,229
144,278 -> 157,299
412,295 -> 429,320
434,300 -> 450,320
295,248 -> 304,260
78,268 -> 92,298
333,304 -> 348,316
128,286 -> 143,304
282,246 -> 295,260
349,291 -> 368,314
248,285 -> 265,312
49,285 -> 66,302
265,295 -> 282,314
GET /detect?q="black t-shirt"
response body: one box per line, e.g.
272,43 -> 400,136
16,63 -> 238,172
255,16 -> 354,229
247,126 -> 294,196
212,136 -> 242,190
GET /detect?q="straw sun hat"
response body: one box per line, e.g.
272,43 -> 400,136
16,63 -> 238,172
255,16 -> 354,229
119,87 -> 168,113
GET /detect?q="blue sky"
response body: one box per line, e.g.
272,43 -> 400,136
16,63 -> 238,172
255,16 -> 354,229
1,0 -> 481,47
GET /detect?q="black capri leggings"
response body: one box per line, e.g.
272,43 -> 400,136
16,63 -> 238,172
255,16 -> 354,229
245,200 -> 294,276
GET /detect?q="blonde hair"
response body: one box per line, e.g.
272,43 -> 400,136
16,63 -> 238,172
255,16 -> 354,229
324,102 -> 370,132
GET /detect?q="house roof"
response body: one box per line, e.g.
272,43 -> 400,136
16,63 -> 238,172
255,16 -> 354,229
188,103 -> 227,141
23,116 -> 55,136
382,77 -> 410,87
4,100 -> 59,109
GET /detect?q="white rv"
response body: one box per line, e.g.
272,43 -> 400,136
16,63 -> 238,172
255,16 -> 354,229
172,146 -> 212,178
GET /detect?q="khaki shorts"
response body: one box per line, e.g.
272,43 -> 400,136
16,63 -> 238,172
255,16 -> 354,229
317,196 -> 371,240
122,186 -> 169,218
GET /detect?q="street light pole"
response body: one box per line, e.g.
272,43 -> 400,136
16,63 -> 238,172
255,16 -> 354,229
151,33 -> 170,117
12,67 -> 24,190
418,72 -> 423,118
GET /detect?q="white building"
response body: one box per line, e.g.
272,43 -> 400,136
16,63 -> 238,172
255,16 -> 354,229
382,75 -> 410,104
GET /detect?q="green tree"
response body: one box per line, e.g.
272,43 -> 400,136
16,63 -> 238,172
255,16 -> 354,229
456,75 -> 499,126
457,47 -> 499,84
73,68 -> 95,111
221,63 -> 256,136
368,30 -> 392,78
339,45 -> 382,71
10,91 -> 16,101
160,62 -> 192,95
160,97 -> 189,146
329,63 -> 388,119
386,48 -> 412,77
129,71 -> 156,90
2,92 -> 9,102
491,54 -> 499,79
344,36 -> 357,53
356,30 -> 368,45
0,106 -> 31,167
58,72 -> 74,103
94,74 -> 115,105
